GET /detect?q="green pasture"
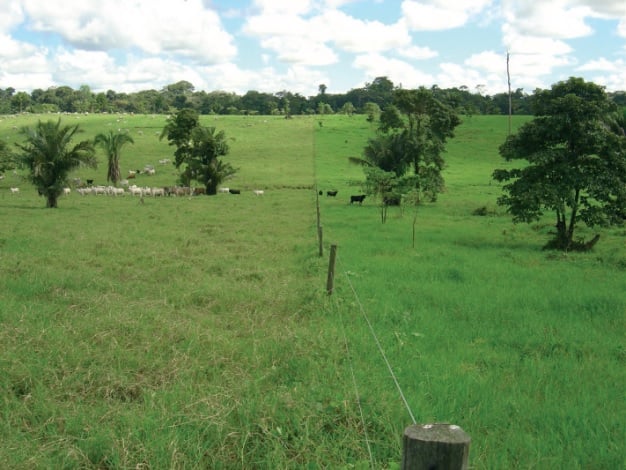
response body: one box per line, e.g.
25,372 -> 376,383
0,113 -> 624,468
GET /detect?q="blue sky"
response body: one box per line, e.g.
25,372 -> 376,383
1,0 -> 625,97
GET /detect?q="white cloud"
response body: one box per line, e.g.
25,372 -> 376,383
352,53 -> 435,89
437,62 -> 498,92
397,45 -> 438,60
245,7 -> 412,64
260,36 -> 338,65
571,58 -> 626,90
197,62 -> 327,96
577,57 -> 623,72
313,10 -> 411,53
501,0 -> 595,39
251,0 -> 315,16
0,33 -> 51,90
502,26 -> 574,56
465,50 -> 507,75
402,0 -> 495,31
243,13 -> 311,36
19,0 -> 237,63
571,0 -> 626,17
54,49 -> 118,86
0,1 -> 24,31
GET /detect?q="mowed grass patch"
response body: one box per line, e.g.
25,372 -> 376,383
0,116 -> 377,468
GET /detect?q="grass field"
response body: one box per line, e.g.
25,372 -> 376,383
1,113 -> 624,468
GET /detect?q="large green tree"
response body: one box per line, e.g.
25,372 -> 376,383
94,130 -> 134,185
160,108 -> 200,166
493,77 -> 626,250
15,119 -> 97,208
161,109 -> 237,194
352,87 -> 460,204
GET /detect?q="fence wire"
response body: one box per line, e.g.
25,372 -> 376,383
336,254 -> 418,426
333,294 -> 375,468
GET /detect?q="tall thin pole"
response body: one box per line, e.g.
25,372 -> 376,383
507,51 -> 512,136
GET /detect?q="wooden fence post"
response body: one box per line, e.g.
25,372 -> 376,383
326,244 -> 337,295
318,225 -> 324,257
402,423 -> 470,470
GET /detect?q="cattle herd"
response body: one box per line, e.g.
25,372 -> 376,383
7,180 -> 369,205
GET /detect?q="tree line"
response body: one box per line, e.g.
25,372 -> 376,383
3,76 -> 626,117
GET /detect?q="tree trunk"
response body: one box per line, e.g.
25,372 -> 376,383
46,194 -> 58,208
205,183 -> 217,195
567,189 -> 580,242
553,209 -> 571,250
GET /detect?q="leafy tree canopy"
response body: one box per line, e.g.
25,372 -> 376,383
161,109 -> 237,194
353,87 -> 460,206
15,119 -> 97,208
493,77 -> 626,250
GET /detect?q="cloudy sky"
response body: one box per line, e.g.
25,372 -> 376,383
1,0 -> 625,97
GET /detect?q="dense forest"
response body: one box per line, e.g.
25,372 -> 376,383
2,76 -> 626,117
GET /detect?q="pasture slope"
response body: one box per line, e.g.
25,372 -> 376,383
0,113 -> 624,468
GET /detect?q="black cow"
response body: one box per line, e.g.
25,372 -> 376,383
86,179 -> 94,186
350,194 -> 366,205
327,190 -> 338,197
229,188 -> 241,194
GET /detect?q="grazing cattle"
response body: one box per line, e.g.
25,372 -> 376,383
229,189 -> 241,194
152,187 -> 165,197
10,187 -> 19,194
218,187 -> 230,193
253,190 -> 264,196
169,186 -> 190,196
62,187 -> 71,195
327,190 -> 338,197
350,194 -> 366,205
318,190 -> 323,195
193,187 -> 206,196
128,185 -> 143,196
86,179 -> 94,186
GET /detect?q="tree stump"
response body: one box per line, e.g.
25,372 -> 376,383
402,423 -> 470,470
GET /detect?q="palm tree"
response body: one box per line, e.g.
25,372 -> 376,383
94,130 -> 134,185
15,119 -> 96,208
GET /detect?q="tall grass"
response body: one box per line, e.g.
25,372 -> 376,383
1,113 -> 624,468
315,115 -> 625,469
